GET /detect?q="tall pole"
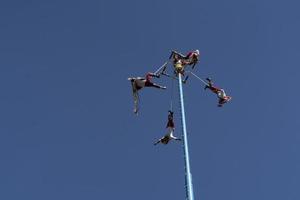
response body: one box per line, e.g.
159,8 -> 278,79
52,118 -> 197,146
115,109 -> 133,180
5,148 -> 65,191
178,73 -> 195,200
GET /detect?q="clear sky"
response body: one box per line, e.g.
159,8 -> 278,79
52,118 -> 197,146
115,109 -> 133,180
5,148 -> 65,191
0,0 -> 299,199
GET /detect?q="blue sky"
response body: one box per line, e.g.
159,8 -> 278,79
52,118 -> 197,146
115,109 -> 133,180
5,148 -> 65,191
0,0 -> 299,199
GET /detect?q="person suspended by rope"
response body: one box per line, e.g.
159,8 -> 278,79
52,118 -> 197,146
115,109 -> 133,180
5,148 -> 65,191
169,49 -> 200,69
128,72 -> 166,114
154,111 -> 181,145
204,78 -> 232,107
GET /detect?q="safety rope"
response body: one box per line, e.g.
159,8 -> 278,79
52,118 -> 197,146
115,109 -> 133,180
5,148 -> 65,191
189,71 -> 208,86
170,76 -> 174,111
161,72 -> 174,79
154,61 -> 169,75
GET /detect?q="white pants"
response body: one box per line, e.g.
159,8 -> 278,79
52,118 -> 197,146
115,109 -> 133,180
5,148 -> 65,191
217,89 -> 226,99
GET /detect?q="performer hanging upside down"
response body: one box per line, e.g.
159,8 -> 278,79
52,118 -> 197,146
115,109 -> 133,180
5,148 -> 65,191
154,111 -> 181,145
128,72 -> 166,114
204,78 -> 232,107
170,49 -> 200,68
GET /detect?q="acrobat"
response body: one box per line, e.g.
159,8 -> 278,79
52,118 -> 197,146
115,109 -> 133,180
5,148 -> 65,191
204,78 -> 232,107
128,72 -> 166,114
154,111 -> 181,145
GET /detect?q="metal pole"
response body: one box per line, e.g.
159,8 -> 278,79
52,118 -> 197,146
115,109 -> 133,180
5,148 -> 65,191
178,73 -> 195,200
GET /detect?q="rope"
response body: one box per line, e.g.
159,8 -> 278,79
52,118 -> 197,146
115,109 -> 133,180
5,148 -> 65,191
154,61 -> 168,75
162,72 -> 177,80
170,76 -> 174,111
189,71 -> 208,86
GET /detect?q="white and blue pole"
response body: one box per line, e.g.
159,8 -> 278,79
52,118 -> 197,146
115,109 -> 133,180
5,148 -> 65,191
178,73 -> 195,200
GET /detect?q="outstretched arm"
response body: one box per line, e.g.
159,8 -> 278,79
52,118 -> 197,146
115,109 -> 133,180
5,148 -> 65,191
150,82 -> 166,89
148,72 -> 160,78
